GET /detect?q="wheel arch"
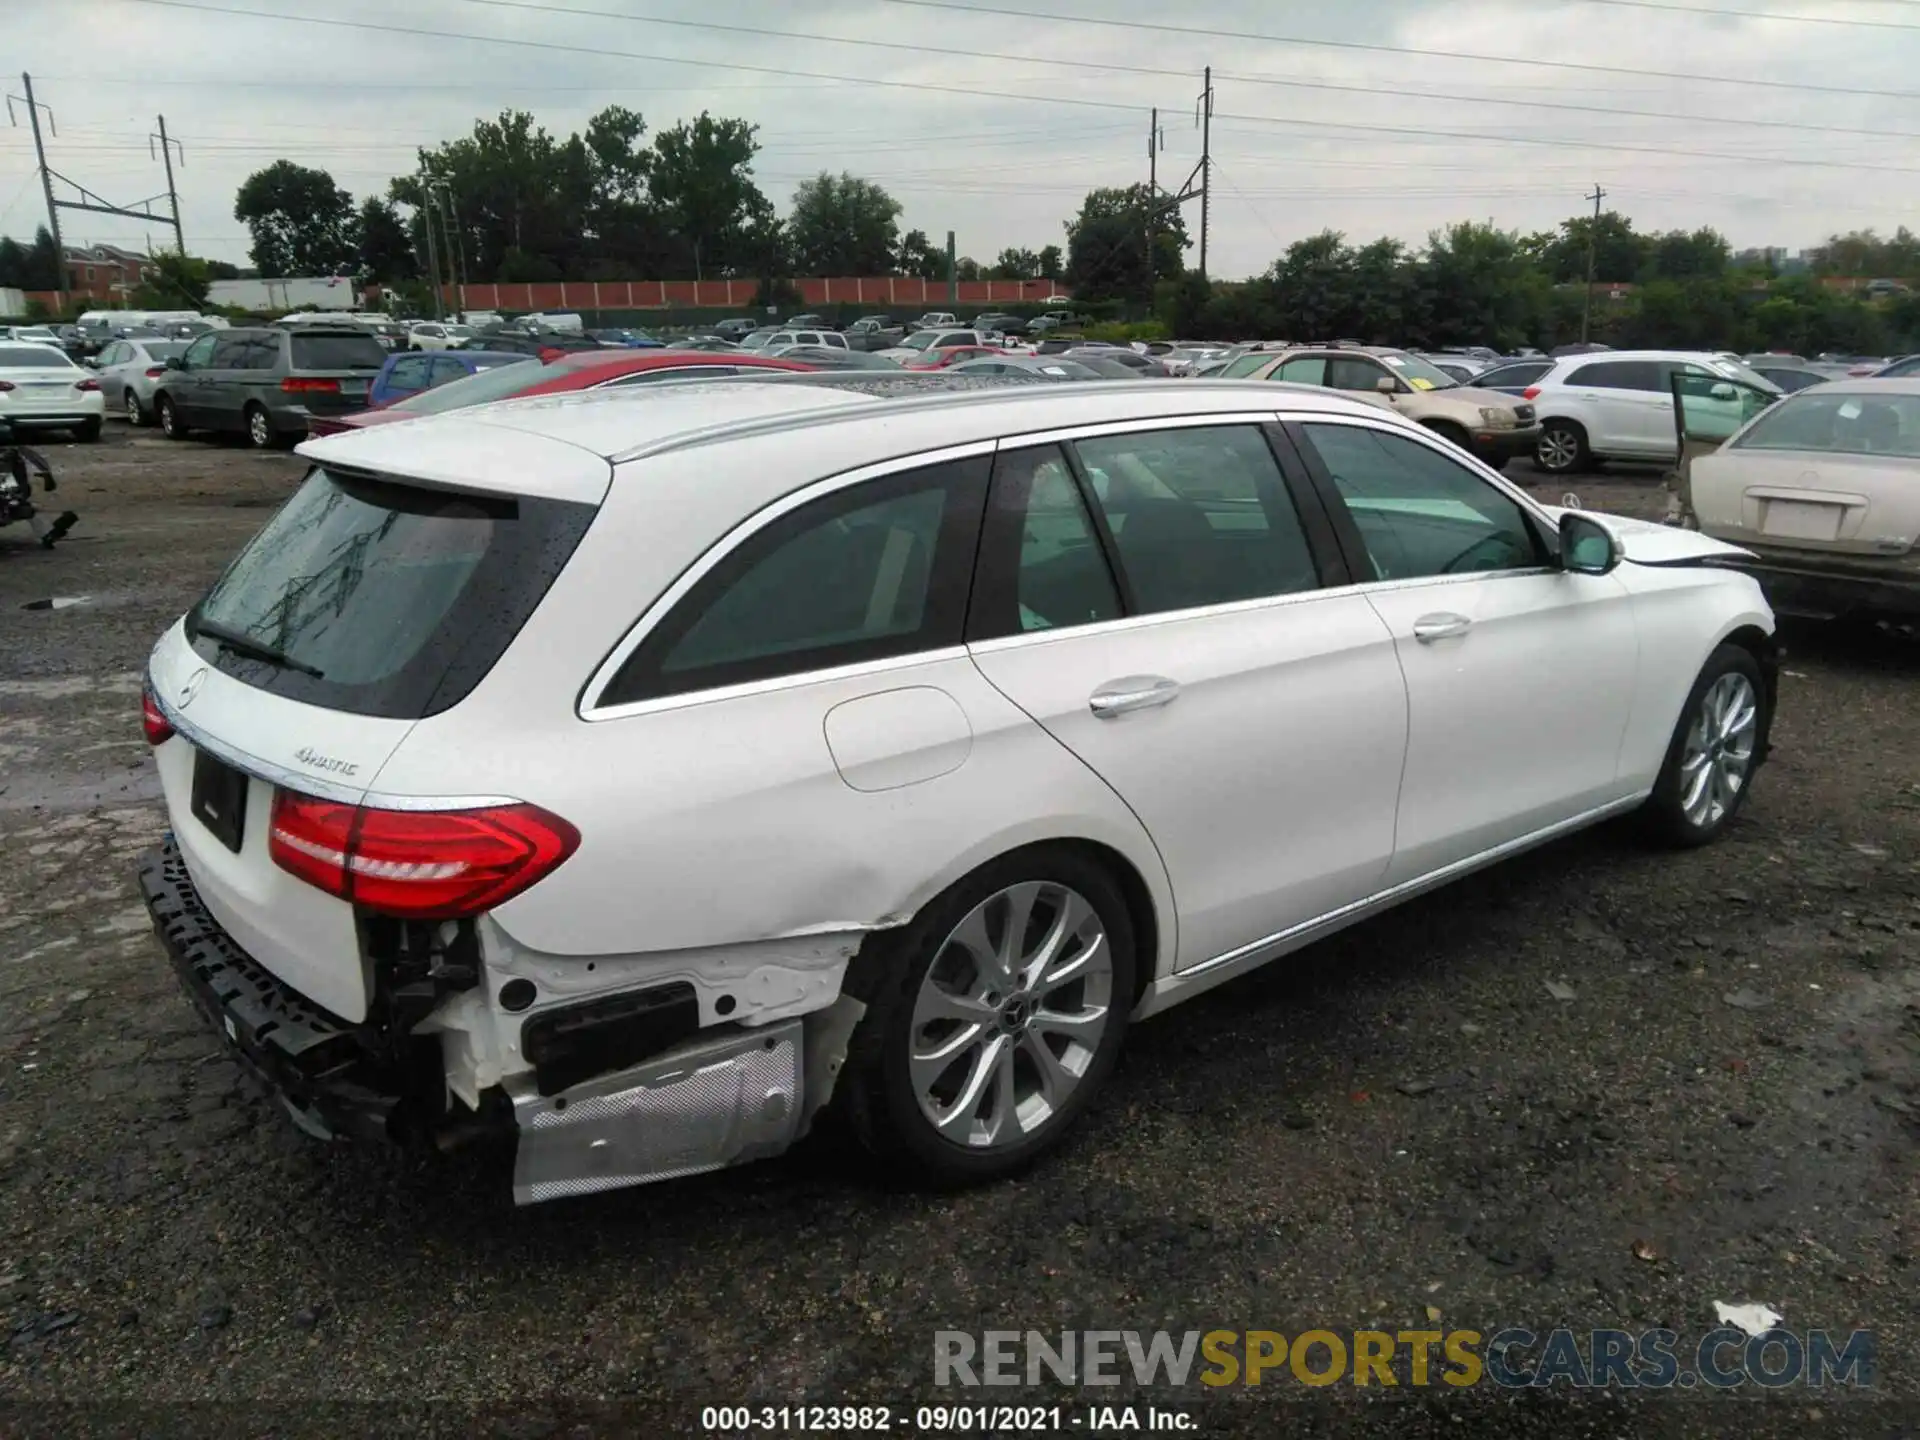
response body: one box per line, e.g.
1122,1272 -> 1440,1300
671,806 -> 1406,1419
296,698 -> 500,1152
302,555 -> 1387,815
1712,619 -> 1779,765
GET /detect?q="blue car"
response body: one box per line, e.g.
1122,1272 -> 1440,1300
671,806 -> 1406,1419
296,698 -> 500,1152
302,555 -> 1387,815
368,349 -> 533,409
587,327 -> 665,349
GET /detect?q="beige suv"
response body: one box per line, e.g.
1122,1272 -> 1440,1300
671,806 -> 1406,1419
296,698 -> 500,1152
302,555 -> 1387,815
1239,346 -> 1541,467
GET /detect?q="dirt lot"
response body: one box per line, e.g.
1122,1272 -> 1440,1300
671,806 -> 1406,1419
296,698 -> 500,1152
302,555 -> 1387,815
0,423 -> 1916,1438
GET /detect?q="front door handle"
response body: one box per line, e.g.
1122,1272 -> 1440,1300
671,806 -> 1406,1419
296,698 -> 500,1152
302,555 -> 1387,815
1412,612 -> 1472,643
1089,675 -> 1181,719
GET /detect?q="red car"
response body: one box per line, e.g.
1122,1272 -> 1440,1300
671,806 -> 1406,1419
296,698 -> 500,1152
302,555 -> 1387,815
306,349 -> 818,436
904,345 -> 1010,372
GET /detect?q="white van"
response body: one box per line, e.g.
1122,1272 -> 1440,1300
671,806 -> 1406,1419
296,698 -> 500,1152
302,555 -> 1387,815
521,311 -> 584,334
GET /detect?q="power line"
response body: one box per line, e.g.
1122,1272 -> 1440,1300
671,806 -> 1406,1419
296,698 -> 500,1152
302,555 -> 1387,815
98,0 -> 1920,177
420,0 -> 1920,144
870,0 -> 1920,101
1566,0 -> 1920,28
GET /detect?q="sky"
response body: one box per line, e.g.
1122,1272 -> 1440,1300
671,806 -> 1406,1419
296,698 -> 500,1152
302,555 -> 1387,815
4,0 -> 1919,280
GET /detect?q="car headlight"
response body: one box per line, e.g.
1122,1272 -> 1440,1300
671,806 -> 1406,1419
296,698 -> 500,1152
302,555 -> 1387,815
1479,407 -> 1516,428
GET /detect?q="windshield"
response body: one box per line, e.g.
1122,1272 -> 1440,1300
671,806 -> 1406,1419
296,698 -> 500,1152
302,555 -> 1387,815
1379,352 -> 1460,389
187,467 -> 596,718
1731,390 -> 1920,458
1711,358 -> 1785,395
900,332 -> 941,352
143,341 -> 190,361
388,356 -> 540,413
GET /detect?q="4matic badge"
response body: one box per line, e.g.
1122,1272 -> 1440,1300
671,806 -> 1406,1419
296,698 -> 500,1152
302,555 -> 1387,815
293,747 -> 359,777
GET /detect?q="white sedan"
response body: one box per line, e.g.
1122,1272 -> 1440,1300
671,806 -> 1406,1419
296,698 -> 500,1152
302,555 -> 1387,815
0,341 -> 105,441
136,377 -> 1776,1205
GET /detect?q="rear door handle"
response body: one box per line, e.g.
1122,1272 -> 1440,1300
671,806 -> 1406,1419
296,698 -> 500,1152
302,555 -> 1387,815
1412,612 -> 1472,643
1089,675 -> 1181,718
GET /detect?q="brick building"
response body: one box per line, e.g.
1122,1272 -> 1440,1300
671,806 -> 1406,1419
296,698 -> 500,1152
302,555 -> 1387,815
63,243 -> 155,302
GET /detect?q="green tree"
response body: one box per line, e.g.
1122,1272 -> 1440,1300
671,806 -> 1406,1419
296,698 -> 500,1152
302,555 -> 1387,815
896,228 -> 946,280
581,105 -> 668,277
989,246 -> 1040,280
358,197 -> 417,282
392,110 -> 594,283
1647,227 -> 1729,281
788,171 -> 902,275
1268,231 -> 1359,339
648,112 -> 768,280
132,248 -> 212,309
233,161 -> 360,277
1064,184 -> 1188,303
1036,244 -> 1064,281
955,255 -> 981,281
1414,221 -> 1547,351
1538,209 -> 1648,285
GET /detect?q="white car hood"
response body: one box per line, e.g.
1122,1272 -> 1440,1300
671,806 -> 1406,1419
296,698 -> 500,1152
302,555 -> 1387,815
1536,505 -> 1756,565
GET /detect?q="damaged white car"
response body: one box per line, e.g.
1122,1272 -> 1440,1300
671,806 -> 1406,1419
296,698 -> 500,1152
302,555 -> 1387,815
138,376 -> 1778,1204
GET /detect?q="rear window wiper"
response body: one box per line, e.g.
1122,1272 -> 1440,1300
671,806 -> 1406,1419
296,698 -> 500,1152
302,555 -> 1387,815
192,617 -> 325,678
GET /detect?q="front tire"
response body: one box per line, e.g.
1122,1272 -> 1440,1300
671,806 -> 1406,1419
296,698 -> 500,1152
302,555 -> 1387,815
1422,419 -> 1471,452
1534,419 -> 1592,475
841,848 -> 1136,1185
1641,644 -> 1767,847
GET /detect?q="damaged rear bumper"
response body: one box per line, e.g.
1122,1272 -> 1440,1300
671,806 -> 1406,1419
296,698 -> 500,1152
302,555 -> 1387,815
137,836 -> 855,1202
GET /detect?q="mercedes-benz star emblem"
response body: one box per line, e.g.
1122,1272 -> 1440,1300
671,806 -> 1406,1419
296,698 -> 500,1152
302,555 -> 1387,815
177,667 -> 208,709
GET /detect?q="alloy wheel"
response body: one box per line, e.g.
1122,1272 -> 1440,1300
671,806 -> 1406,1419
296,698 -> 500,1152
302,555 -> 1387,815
908,880 -> 1114,1150
1679,672 -> 1757,829
1538,427 -> 1580,471
248,408 -> 271,448
125,391 -> 142,425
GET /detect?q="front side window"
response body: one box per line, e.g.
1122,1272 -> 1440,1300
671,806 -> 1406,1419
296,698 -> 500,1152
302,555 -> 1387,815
208,335 -> 253,368
601,456 -> 990,705
1299,423 -> 1544,582
181,334 -> 217,368
1072,425 -> 1321,615
969,445 -> 1122,640
386,355 -> 433,394
1327,356 -> 1393,393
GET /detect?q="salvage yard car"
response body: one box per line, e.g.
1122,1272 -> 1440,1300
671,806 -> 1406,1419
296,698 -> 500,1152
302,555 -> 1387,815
0,340 -> 105,441
137,377 -> 1778,1205
154,324 -> 389,448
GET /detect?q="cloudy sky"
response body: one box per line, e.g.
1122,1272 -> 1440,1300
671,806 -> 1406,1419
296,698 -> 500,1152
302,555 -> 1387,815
5,0 -> 1918,278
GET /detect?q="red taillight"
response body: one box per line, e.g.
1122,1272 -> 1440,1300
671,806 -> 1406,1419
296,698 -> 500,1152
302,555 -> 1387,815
280,377 -> 340,394
268,791 -> 579,920
75,377 -> 101,392
1522,385 -> 1542,400
141,688 -> 174,746
145,365 -> 167,378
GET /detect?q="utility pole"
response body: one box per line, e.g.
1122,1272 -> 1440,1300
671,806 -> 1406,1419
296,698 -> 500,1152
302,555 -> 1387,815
946,229 -> 957,307
1581,182 -> 1607,344
152,115 -> 184,253
16,74 -> 65,308
1147,106 -> 1158,284
1198,65 -> 1212,280
434,183 -> 469,314
420,180 -> 445,321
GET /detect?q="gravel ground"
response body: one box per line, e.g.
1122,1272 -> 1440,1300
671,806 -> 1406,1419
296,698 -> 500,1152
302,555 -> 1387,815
0,423 -> 1916,1438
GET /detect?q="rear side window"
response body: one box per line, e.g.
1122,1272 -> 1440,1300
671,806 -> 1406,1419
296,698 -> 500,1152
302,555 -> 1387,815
187,468 -> 595,719
290,333 -> 387,370
1566,360 -> 1663,391
601,456 -> 990,705
969,445 -> 1122,640
385,355 -> 434,394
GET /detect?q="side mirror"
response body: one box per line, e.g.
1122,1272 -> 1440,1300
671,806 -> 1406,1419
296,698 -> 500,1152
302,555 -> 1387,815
1559,512 -> 1620,575
1375,376 -> 1398,394
164,356 -> 184,371
82,357 -> 100,369
1709,382 -> 1736,400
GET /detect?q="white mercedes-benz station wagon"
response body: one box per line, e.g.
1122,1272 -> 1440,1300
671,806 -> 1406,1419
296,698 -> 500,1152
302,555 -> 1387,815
137,376 -> 1778,1204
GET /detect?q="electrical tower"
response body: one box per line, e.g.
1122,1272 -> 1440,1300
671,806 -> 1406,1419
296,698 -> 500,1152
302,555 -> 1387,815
1151,68 -> 1213,283
8,74 -> 188,309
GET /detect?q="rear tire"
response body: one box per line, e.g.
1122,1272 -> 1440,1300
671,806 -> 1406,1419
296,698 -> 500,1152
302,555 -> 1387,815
244,403 -> 275,450
1533,419 -> 1592,475
840,847 -> 1136,1186
124,389 -> 146,426
1640,644 -> 1767,848
156,395 -> 188,440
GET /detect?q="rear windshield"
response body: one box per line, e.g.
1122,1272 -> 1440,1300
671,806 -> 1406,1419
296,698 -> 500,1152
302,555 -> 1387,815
289,333 -> 387,370
390,357 -> 543,414
0,345 -> 74,368
186,467 -> 595,719
1731,390 -> 1920,458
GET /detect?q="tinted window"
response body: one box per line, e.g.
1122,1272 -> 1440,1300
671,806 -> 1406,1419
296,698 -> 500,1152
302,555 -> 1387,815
1072,426 -> 1320,615
0,345 -> 72,368
181,334 -> 216,368
290,333 -> 388,370
1475,361 -> 1550,389
1565,360 -> 1664,391
601,457 -> 990,705
1299,423 -> 1543,581
391,358 -> 547,414
1754,367 -> 1826,392
239,335 -> 281,370
144,341 -> 188,362
188,468 -> 595,720
969,445 -> 1122,640
97,342 -> 126,366
1268,356 -> 1326,384
386,355 -> 434,393
1731,390 -> 1920,458
1327,356 -> 1392,392
208,335 -> 254,367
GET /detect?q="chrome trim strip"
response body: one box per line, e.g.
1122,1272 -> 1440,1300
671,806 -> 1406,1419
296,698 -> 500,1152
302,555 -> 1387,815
991,409 -> 1298,450
1172,794 -> 1645,981
585,646 -> 970,721
579,440 -> 1000,717
152,690 -> 517,812
965,582 -> 1352,655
